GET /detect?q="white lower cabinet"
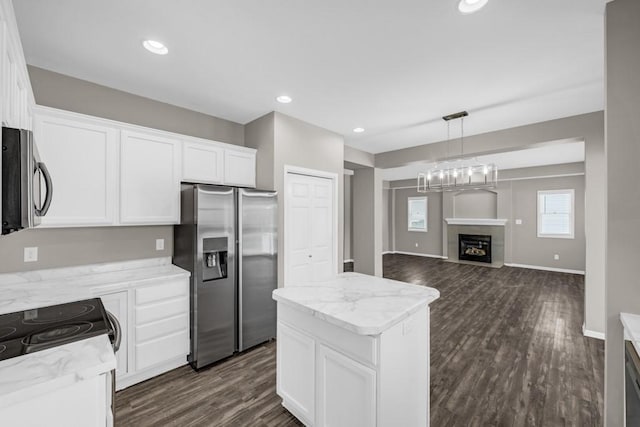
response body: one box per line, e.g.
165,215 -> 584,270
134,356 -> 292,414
276,303 -> 430,427
317,344 -> 376,427
277,322 -> 316,425
96,277 -> 190,391
1,373 -> 111,427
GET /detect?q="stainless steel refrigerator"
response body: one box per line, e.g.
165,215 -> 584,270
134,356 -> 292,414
173,184 -> 278,370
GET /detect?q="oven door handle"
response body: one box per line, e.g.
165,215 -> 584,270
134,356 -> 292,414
106,310 -> 122,353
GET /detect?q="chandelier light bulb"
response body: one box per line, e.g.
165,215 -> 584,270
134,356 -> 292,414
439,171 -> 444,179
453,169 -> 458,178
427,172 -> 432,181
468,168 -> 473,177
483,166 -> 488,175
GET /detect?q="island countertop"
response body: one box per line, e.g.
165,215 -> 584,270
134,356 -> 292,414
272,272 -> 440,335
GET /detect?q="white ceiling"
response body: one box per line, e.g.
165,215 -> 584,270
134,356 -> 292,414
381,140 -> 585,181
13,0 -> 605,154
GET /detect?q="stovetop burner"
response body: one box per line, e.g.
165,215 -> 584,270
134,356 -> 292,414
22,303 -> 95,325
0,326 -> 17,340
0,299 -> 112,362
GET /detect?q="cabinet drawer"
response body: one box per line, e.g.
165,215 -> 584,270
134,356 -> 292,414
135,297 -> 188,325
136,314 -> 188,343
135,330 -> 189,371
278,304 -> 378,367
135,279 -> 187,305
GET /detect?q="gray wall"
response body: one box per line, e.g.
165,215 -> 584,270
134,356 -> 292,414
352,168 -> 383,276
244,112 -> 275,190
453,190 -> 498,219
605,1 -> 640,424
0,67 -> 245,274
393,189 -> 443,256
245,112 -> 345,286
344,174 -> 353,261
388,166 -> 586,271
510,175 -> 585,271
382,188 -> 390,253
28,66 -> 244,145
0,227 -> 172,273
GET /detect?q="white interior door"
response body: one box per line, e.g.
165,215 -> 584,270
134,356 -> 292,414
286,172 -> 335,285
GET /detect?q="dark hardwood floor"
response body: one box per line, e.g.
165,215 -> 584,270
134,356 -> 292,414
115,254 -> 604,426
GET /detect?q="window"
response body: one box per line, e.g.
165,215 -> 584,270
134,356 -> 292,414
408,197 -> 427,232
537,189 -> 574,239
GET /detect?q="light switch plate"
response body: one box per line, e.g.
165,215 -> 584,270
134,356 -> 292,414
156,239 -> 165,251
24,247 -> 38,263
554,254 -> 560,260
515,219 -> 523,225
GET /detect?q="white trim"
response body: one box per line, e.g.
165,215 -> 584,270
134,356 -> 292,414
381,251 -> 394,255
343,259 -> 354,263
504,263 -> 585,275
445,218 -> 508,226
283,165 -> 340,285
387,251 -> 446,259
343,169 -> 354,176
582,324 -> 605,340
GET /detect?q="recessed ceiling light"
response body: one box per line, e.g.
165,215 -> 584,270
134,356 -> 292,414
353,127 -> 365,133
276,95 -> 293,104
143,40 -> 168,55
458,0 -> 489,14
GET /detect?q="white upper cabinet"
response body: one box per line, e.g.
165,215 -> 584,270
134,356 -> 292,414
34,109 -> 118,227
120,129 -> 181,225
182,139 -> 224,184
0,0 -> 34,130
224,149 -> 256,188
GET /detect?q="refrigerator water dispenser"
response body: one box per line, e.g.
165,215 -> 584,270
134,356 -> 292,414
202,237 -> 228,281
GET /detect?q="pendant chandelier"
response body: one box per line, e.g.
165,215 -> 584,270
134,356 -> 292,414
417,111 -> 498,193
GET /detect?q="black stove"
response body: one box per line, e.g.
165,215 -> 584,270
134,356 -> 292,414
0,298 -> 113,361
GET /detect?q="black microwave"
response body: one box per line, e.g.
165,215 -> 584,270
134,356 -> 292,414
1,126 -> 53,235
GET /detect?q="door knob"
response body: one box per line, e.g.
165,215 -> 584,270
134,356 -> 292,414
308,255 -> 312,258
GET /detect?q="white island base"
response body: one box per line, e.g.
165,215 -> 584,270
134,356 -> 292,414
273,273 -> 439,427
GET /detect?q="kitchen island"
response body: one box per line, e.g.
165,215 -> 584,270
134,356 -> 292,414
272,272 -> 440,427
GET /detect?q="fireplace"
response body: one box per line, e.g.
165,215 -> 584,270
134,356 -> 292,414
459,234 -> 492,264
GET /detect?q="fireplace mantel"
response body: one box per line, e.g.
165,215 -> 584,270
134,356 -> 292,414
445,218 -> 508,226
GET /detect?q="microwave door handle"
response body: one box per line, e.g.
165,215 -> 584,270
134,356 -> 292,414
34,162 -> 53,216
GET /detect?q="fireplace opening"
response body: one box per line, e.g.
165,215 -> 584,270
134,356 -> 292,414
459,234 -> 492,264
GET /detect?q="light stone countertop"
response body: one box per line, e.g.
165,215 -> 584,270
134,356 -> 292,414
0,257 -> 190,315
272,272 -> 440,335
621,313 -> 640,355
0,257 -> 189,407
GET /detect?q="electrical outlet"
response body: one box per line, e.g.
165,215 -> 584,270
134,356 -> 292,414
415,243 -> 419,248
24,247 -> 38,263
554,254 -> 560,260
156,239 -> 165,251
515,219 -> 523,225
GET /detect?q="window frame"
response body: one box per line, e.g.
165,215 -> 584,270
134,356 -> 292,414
407,196 -> 428,232
537,189 -> 575,239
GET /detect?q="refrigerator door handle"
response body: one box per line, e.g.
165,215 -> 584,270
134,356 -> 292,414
237,189 -> 244,352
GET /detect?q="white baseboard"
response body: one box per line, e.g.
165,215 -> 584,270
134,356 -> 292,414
343,259 -> 354,263
382,251 -> 394,255
387,251 -> 446,259
504,263 -> 585,275
582,324 -> 605,340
